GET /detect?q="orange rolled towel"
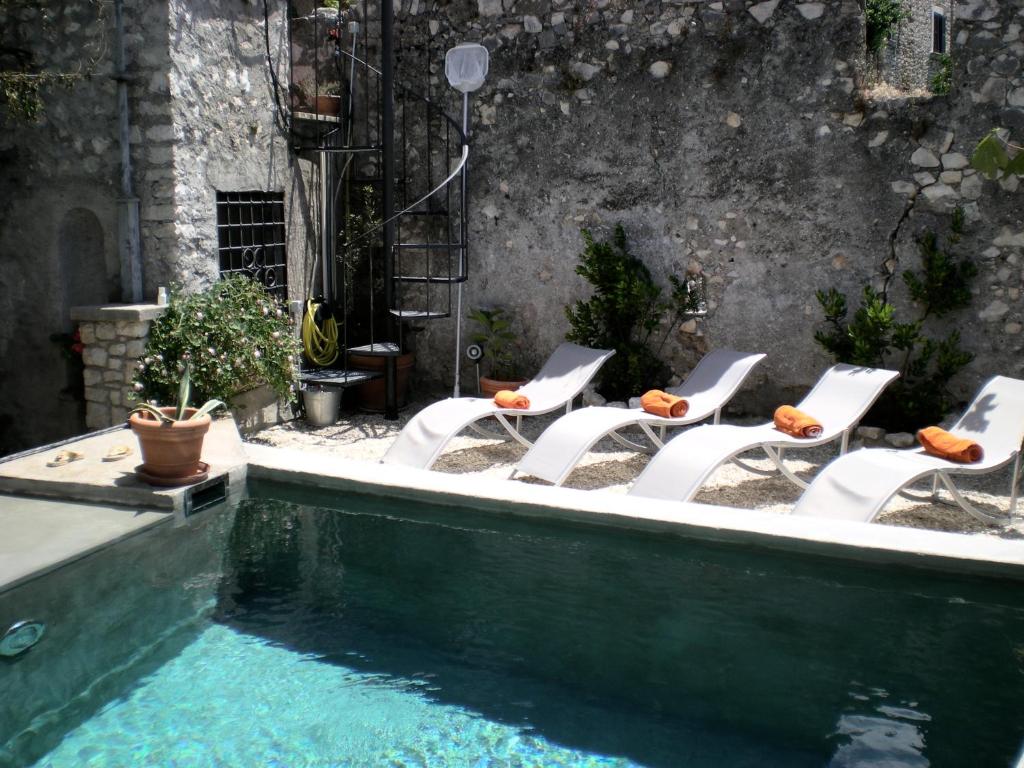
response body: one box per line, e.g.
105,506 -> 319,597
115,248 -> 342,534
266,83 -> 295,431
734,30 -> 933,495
495,390 -> 530,410
640,390 -> 690,419
917,426 -> 983,463
773,405 -> 823,439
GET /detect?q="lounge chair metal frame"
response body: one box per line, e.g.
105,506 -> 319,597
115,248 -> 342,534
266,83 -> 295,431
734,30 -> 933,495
512,349 -> 766,486
466,403 -> 573,447
381,343 -> 614,469
897,457 -> 1022,523
792,375 -> 1024,525
627,364 -> 900,502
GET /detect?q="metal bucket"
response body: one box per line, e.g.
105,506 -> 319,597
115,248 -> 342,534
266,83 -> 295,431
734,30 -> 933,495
303,385 -> 341,427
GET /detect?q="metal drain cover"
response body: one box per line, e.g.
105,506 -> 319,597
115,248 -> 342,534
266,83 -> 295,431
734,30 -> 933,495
0,620 -> 45,657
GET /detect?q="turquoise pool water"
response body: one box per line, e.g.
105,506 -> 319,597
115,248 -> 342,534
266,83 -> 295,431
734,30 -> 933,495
7,479 -> 1024,766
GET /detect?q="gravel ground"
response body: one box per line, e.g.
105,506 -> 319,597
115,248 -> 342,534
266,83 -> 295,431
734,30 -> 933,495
247,398 -> 1024,538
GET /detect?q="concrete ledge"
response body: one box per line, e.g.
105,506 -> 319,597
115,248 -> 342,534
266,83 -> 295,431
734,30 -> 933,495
0,417 -> 248,515
245,444 -> 1024,580
0,497 -> 171,594
70,303 -> 167,322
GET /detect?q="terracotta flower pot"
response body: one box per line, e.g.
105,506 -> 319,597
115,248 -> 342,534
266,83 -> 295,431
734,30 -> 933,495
479,376 -> 528,398
313,95 -> 341,116
129,407 -> 211,485
347,352 -> 415,411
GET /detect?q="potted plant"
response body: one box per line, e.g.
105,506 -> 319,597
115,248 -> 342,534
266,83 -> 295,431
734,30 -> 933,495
468,307 -> 526,397
132,275 -> 300,427
129,365 -> 225,486
298,76 -> 341,116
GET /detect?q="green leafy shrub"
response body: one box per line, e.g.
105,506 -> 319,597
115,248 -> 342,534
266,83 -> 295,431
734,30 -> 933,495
133,275 -> 300,406
865,0 -> 906,52
930,54 -> 953,95
814,209 -> 976,431
565,225 -> 701,402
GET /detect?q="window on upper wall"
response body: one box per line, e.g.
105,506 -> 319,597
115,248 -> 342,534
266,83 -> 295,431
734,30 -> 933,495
932,8 -> 947,54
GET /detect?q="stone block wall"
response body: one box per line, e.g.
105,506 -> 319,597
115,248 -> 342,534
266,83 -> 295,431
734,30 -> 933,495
886,0 -> 954,90
70,304 -> 167,430
0,1 -> 171,455
387,0 -> 1023,413
0,1 -> 316,455
157,1 -> 314,299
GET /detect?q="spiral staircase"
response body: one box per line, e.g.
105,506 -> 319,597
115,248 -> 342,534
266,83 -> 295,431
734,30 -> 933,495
289,1 -> 470,419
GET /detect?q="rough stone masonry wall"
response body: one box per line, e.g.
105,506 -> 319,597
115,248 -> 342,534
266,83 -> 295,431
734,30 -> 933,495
0,1 -> 174,455
70,305 -> 166,429
0,2 -> 316,455
394,0 -> 1023,412
886,0 -> 953,90
157,1 -> 314,301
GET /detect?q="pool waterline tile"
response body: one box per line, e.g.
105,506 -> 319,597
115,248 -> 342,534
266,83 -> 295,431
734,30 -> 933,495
245,443 -> 1024,581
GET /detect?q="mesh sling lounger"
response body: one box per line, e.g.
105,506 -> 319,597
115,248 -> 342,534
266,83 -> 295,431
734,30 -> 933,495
512,349 -> 767,486
381,342 -> 615,470
792,375 -> 1024,524
627,364 -> 900,502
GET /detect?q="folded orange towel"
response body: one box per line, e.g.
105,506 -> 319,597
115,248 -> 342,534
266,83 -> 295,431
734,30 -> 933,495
495,390 -> 530,409
917,426 -> 983,463
640,390 -> 690,419
773,405 -> 823,439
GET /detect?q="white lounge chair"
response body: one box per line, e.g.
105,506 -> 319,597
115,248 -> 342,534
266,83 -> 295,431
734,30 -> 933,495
382,342 -> 615,469
792,375 -> 1024,524
627,364 -> 900,502
512,349 -> 767,486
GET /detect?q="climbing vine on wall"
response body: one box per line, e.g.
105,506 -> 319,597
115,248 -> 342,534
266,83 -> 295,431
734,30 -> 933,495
930,54 -> 953,95
0,0 -> 104,122
865,0 -> 906,52
971,129 -> 1024,180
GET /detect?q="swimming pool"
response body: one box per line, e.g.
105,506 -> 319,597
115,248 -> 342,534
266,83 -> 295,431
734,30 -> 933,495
3,478 -> 1024,766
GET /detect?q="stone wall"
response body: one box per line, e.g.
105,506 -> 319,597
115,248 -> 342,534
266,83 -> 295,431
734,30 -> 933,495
0,1 -> 316,456
157,1 -> 315,299
885,0 -> 954,90
70,304 -> 166,430
0,1 -> 172,455
391,0 -> 1023,413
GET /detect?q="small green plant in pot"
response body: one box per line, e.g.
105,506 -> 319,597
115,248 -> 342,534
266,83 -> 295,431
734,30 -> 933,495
468,307 -> 526,396
298,76 -> 341,116
129,365 -> 226,486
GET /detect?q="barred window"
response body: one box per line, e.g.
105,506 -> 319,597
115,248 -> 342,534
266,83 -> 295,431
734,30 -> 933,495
216,191 -> 288,300
932,9 -> 947,54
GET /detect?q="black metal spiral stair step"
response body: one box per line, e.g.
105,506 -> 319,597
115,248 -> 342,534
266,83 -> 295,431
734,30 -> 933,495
394,274 -> 466,284
394,242 -> 464,250
299,368 -> 382,387
388,309 -> 449,320
346,342 -> 404,357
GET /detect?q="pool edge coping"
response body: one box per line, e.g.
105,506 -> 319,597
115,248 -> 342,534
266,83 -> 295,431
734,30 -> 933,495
245,444 -> 1024,580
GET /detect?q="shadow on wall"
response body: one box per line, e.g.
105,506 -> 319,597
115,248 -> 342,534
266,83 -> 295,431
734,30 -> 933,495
0,205 -> 117,459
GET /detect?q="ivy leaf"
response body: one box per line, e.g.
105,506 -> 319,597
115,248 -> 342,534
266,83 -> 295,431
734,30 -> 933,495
1005,151 -> 1024,177
971,130 -> 1008,180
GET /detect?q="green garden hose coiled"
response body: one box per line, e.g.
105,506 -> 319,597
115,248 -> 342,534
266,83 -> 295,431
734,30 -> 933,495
302,299 -> 339,366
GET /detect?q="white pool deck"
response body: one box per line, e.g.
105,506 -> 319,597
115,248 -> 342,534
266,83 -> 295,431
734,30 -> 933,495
2,422 -> 1024,595
0,419 -> 247,594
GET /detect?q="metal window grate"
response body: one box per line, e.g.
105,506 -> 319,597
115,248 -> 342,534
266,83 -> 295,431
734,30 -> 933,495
932,11 -> 946,54
216,191 -> 288,299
